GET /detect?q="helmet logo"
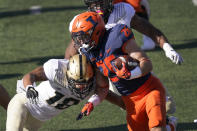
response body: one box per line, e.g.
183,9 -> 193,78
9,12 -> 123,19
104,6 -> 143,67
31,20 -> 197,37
86,16 -> 98,29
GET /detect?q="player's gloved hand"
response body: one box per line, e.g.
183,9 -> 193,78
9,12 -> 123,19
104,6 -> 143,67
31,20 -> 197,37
76,102 -> 94,120
165,50 -> 183,65
163,43 -> 183,65
114,62 -> 131,79
26,85 -> 39,104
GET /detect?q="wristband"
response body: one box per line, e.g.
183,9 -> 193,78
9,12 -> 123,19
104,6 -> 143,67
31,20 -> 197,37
88,94 -> 100,106
163,43 -> 174,52
25,85 -> 34,92
128,66 -> 142,80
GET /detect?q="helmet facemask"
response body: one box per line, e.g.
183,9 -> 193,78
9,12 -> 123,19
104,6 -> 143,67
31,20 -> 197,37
67,76 -> 95,99
66,54 -> 95,99
72,28 -> 97,52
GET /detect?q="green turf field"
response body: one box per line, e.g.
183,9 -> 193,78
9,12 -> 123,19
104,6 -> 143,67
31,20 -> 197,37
0,0 -> 197,130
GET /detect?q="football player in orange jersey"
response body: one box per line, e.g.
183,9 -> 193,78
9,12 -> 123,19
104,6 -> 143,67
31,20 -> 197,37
66,0 -> 181,113
65,1 -> 181,130
71,11 -> 167,131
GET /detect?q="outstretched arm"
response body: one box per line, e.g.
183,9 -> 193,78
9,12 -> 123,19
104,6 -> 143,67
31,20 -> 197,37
23,66 -> 48,104
131,14 -> 167,48
77,69 -> 109,120
131,14 -> 183,65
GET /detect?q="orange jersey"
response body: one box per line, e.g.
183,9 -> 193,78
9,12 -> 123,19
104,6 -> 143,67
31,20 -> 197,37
113,0 -> 144,13
122,75 -> 166,131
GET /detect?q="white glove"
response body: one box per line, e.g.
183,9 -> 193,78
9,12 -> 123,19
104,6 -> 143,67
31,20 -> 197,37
163,43 -> 183,65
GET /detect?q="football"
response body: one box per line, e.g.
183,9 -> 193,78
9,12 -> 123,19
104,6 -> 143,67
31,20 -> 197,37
113,55 -> 139,71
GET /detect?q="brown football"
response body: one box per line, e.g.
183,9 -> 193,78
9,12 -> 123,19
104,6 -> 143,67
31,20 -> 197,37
113,55 -> 139,71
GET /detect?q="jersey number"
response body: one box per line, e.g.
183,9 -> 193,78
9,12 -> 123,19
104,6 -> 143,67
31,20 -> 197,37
46,91 -> 80,109
121,26 -> 132,38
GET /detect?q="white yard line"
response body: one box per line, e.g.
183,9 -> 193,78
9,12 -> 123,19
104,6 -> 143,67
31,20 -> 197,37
30,5 -> 42,15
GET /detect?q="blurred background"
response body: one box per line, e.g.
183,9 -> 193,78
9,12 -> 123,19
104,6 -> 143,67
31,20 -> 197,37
0,0 -> 197,130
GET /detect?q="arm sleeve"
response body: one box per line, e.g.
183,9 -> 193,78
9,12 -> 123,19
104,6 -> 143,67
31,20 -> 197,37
106,2 -> 135,29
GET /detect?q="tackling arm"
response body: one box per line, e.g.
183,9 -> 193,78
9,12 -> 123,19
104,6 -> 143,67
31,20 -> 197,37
77,69 -> 109,120
23,66 -> 47,89
87,69 -> 109,106
22,66 -> 48,104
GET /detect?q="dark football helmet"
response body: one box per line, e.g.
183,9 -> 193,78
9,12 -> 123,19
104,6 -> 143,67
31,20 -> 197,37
71,11 -> 105,51
84,0 -> 113,23
66,54 -> 95,99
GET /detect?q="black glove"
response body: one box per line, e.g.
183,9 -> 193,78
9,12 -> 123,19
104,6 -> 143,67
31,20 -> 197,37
26,85 -> 39,104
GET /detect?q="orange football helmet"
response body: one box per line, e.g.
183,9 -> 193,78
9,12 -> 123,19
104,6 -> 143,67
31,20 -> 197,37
71,11 -> 105,51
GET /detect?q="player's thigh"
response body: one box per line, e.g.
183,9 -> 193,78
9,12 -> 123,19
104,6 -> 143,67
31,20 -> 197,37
6,93 -> 28,131
146,80 -> 166,129
124,96 -> 149,131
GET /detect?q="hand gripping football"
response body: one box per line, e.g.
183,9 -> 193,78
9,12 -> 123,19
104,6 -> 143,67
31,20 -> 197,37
113,55 -> 139,71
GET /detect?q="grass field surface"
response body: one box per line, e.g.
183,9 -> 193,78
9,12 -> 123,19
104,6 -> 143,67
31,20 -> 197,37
0,0 -> 197,130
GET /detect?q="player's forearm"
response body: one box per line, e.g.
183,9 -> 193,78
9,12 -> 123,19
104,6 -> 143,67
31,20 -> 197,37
23,66 -> 47,88
131,15 -> 169,48
88,86 -> 109,106
23,73 -> 35,88
139,58 -> 153,76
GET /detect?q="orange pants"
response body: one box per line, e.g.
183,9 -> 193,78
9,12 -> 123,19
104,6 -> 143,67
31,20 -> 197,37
113,0 -> 144,13
122,75 -> 166,131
